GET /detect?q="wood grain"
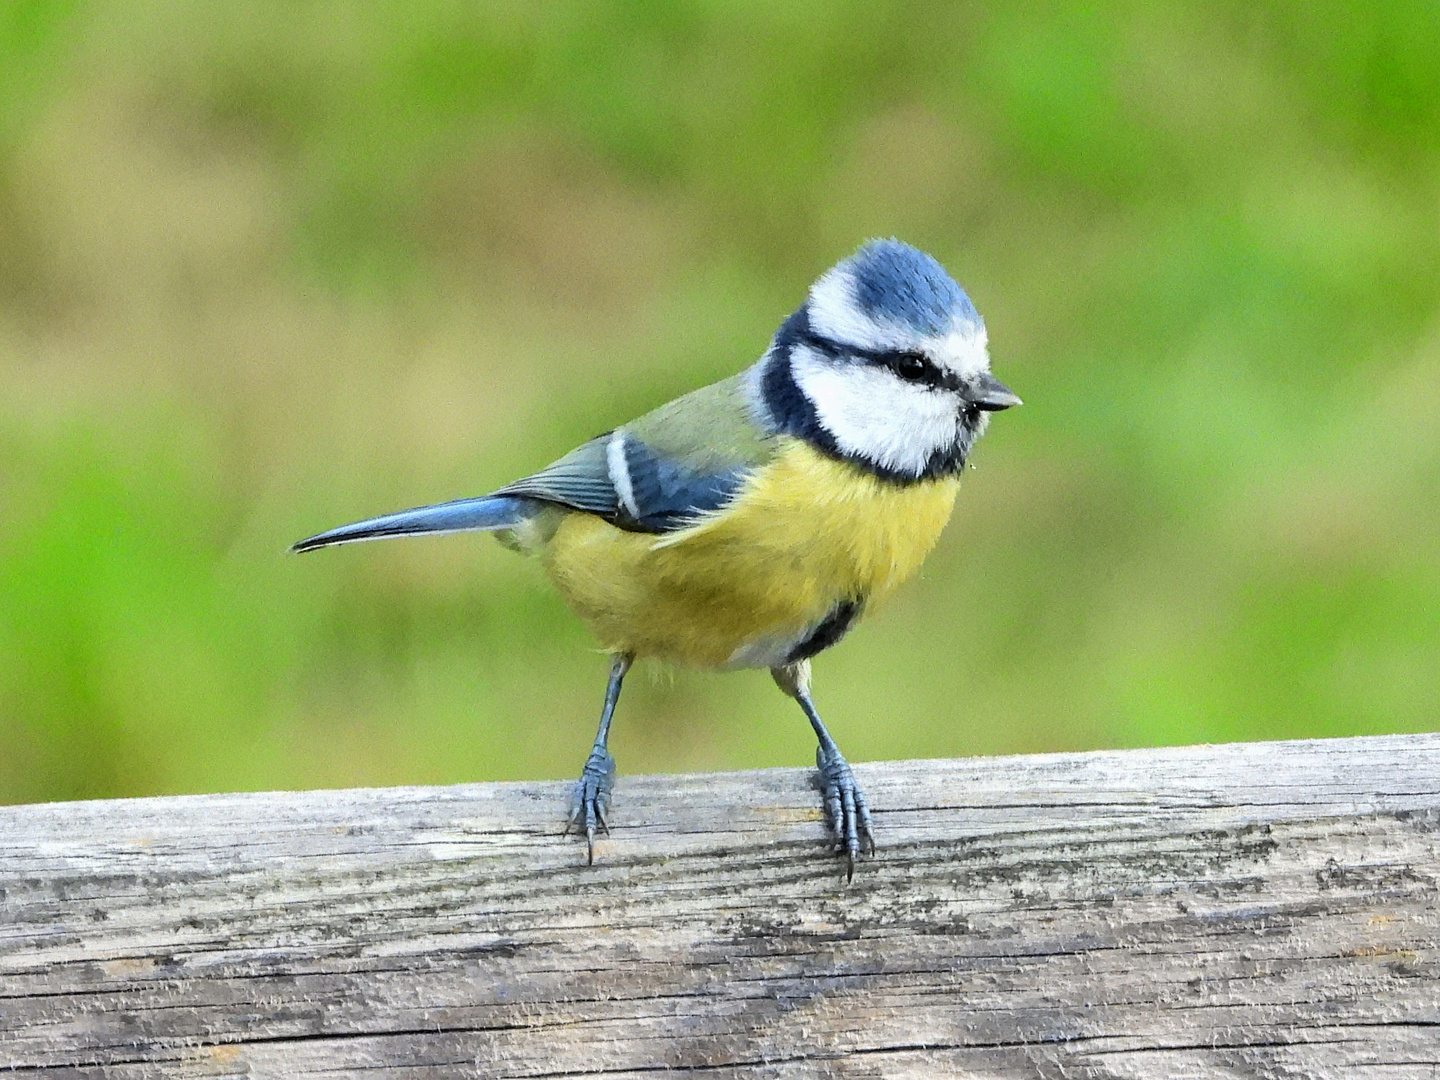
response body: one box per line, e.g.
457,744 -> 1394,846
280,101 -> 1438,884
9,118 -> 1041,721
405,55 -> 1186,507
2,733 -> 1438,1077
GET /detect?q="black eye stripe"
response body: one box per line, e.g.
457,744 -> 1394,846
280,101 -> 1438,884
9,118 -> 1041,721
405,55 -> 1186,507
796,332 -> 960,392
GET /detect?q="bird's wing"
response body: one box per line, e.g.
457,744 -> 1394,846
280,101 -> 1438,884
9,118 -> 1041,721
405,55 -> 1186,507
491,435 -> 621,517
494,373 -> 777,533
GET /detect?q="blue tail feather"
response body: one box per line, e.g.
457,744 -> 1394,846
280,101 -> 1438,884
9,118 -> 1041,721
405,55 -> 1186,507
291,495 -> 535,553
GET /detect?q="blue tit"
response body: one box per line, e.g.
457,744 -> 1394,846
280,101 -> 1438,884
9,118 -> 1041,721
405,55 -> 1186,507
294,238 -> 1020,876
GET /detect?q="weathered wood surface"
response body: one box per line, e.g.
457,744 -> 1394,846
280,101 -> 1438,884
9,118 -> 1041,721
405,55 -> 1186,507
1,733 -> 1437,1078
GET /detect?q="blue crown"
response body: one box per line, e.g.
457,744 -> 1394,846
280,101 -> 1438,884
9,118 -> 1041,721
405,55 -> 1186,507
846,239 -> 980,337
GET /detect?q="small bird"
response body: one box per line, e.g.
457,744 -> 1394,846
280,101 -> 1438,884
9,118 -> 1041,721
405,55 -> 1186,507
293,239 -> 1019,877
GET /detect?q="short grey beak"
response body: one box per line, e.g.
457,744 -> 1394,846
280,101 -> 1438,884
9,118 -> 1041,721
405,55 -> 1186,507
966,372 -> 1022,411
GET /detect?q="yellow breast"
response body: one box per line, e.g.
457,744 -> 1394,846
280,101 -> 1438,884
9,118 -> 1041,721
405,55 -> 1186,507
538,438 -> 960,668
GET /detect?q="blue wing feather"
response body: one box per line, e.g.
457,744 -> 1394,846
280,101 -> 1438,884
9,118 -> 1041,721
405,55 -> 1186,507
616,436 -> 746,531
500,434 -> 750,533
491,431 -> 748,534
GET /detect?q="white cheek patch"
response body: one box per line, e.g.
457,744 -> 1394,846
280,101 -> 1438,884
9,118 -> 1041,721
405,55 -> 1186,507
791,346 -> 959,477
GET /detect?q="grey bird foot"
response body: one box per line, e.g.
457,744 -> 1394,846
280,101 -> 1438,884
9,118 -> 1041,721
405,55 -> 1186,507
566,750 -> 616,865
815,747 -> 875,881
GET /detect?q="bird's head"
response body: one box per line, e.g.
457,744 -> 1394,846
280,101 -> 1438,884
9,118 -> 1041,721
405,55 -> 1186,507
759,239 -> 1019,481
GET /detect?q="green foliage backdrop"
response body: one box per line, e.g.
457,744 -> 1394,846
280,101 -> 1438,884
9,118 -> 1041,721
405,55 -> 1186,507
2,1 -> 1437,803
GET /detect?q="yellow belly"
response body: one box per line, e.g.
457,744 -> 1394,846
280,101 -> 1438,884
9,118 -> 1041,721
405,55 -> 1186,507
537,439 -> 960,668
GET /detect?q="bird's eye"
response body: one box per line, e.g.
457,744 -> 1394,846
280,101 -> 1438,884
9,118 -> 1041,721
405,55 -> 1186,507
893,353 -> 928,383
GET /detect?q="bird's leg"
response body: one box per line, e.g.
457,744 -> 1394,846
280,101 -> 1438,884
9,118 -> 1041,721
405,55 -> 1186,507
772,659 -> 875,880
567,652 -> 632,865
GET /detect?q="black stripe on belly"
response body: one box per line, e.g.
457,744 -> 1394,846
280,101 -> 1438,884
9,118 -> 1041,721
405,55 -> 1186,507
784,599 -> 863,664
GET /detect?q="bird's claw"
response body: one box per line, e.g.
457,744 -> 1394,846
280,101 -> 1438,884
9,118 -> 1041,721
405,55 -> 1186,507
566,749 -> 616,865
815,747 -> 875,881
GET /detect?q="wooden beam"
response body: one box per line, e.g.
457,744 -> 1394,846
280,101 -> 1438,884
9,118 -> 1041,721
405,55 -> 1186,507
2,733 -> 1438,1077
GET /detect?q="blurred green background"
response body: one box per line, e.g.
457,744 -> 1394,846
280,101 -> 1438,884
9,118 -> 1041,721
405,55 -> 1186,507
2,1 -> 1437,805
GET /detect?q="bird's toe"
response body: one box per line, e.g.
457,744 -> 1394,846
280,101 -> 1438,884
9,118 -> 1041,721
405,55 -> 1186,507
567,750 -> 617,865
814,748 -> 875,879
